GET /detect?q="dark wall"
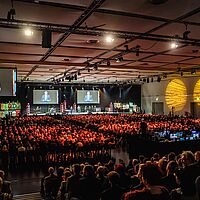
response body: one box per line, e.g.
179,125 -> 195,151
0,83 -> 141,113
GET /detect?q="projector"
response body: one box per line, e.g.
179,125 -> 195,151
149,0 -> 168,4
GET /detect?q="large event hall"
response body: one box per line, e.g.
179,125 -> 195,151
0,0 -> 200,200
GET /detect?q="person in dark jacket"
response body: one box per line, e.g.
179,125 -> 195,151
101,171 -> 125,200
66,164 -> 82,199
44,167 -> 60,199
79,165 -> 100,200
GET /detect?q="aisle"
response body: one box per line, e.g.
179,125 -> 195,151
111,147 -> 130,165
9,148 -> 130,195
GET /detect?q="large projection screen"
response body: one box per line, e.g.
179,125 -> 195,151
77,90 -> 100,104
0,68 -> 17,96
33,90 -> 59,104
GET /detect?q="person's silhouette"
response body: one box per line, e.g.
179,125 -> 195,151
41,91 -> 51,102
84,91 -> 93,102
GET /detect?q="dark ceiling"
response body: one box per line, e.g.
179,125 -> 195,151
1,0 -> 200,83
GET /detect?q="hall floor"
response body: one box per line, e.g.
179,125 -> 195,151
8,148 -> 129,196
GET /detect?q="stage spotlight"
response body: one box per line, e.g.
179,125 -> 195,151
107,60 -> 111,67
183,30 -> 191,40
94,64 -> 98,70
163,74 -> 167,78
42,29 -> 52,48
157,76 -> 161,82
24,28 -> 34,36
116,57 -> 123,63
135,45 -> 140,57
74,74 -> 77,80
191,68 -> 196,75
124,45 -> 129,52
7,0 -> 16,21
181,71 -> 183,76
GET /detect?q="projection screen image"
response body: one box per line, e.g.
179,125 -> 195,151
33,90 -> 59,104
77,90 -> 100,104
0,68 -> 17,96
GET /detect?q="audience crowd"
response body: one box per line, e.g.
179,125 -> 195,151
40,150 -> 200,200
1,114 -> 200,171
0,114 -> 200,199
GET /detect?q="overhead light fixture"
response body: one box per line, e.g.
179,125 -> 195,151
107,60 -> 111,67
157,76 -> 161,82
7,0 -> 16,20
135,45 -> 140,57
124,45 -> 129,52
94,64 -> 98,70
163,74 -> 167,78
105,35 -> 114,43
24,28 -> 34,36
181,71 -> 183,76
116,56 -> 123,63
191,68 -> 196,75
170,42 -> 178,49
74,74 -> 77,80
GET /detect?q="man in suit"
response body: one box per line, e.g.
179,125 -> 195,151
84,91 -> 93,102
44,167 -> 60,199
41,91 -> 51,102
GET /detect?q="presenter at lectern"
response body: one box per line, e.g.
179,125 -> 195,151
41,91 -> 51,102
84,91 -> 93,102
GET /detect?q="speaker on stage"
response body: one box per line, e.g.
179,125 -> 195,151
42,29 -> 52,48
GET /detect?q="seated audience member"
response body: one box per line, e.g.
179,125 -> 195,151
195,151 -> 200,164
123,163 -> 169,200
130,164 -> 145,190
168,152 -> 176,162
115,164 -> 131,190
158,158 -> 168,176
60,170 -> 71,200
196,176 -> 200,200
0,170 -> 12,195
0,177 -> 12,200
161,161 -> 178,192
101,171 -> 125,200
80,165 -> 100,200
96,166 -> 109,193
57,166 -> 64,189
44,167 -> 60,199
66,164 -> 82,200
175,151 -> 200,199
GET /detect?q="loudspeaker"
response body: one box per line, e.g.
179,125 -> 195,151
42,29 -> 52,48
